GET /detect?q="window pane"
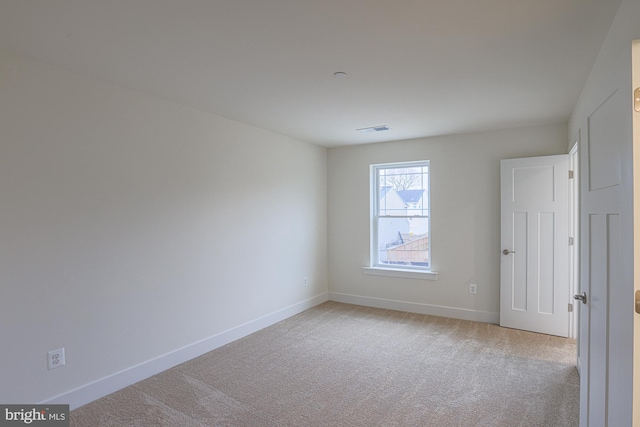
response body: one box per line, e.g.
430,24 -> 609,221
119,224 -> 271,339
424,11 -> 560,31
373,161 -> 430,269
378,166 -> 428,216
377,217 -> 429,267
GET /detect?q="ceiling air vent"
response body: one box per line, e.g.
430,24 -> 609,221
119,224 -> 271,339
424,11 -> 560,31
356,125 -> 390,133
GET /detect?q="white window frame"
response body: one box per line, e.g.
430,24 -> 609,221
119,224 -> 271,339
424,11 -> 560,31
365,160 -> 438,280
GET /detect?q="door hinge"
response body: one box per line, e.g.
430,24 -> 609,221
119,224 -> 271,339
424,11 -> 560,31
634,87 -> 640,112
568,302 -> 574,312
569,236 -> 574,246
569,170 -> 574,179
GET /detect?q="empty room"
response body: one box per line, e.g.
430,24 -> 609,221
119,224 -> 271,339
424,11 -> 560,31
1,1 -> 639,426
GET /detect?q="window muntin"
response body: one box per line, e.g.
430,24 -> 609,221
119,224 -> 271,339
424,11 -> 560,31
371,161 -> 430,270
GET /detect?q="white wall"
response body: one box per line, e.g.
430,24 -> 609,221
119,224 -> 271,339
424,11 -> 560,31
567,0 -> 640,424
0,49 -> 328,407
327,124 -> 567,321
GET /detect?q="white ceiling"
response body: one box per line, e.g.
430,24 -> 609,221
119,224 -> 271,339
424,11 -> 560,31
0,0 -> 621,147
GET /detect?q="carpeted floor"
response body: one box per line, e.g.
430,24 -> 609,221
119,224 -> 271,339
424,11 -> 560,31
70,301 -> 579,426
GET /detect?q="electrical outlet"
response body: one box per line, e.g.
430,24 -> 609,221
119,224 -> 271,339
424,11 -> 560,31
469,284 -> 477,294
303,276 -> 309,286
47,348 -> 65,370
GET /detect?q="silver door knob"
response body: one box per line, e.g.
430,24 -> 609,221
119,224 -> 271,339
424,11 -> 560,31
574,291 -> 587,304
502,249 -> 515,255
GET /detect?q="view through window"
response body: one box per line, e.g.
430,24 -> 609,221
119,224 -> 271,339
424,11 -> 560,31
372,161 -> 430,269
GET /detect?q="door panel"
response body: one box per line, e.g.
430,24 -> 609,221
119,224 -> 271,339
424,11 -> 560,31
512,212 -> 528,311
500,155 -> 569,337
539,212 -> 555,314
587,213 -> 607,425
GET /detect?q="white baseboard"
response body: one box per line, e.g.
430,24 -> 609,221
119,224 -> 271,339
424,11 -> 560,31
329,292 -> 499,324
42,293 -> 329,410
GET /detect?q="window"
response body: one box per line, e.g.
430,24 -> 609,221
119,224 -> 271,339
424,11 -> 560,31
370,161 -> 430,271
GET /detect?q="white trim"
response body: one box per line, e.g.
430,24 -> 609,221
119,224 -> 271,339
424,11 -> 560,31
41,293 -> 329,410
568,141 -> 580,340
329,292 -> 499,324
362,266 -> 438,280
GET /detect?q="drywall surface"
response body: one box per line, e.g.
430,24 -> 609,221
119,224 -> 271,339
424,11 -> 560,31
327,123 -> 567,320
0,49 -> 328,405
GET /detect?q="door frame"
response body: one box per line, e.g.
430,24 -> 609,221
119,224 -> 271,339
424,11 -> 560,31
569,140 -> 579,341
631,38 -> 640,427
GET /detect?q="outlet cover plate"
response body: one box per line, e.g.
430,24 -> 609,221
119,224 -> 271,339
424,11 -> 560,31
47,348 -> 65,370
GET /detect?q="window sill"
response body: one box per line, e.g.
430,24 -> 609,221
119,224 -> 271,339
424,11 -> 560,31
362,267 -> 439,281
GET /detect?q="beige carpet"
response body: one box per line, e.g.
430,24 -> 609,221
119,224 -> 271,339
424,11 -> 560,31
70,301 -> 579,426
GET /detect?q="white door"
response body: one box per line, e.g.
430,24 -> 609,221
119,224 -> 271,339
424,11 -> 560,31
500,155 -> 569,337
578,44 -> 635,426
